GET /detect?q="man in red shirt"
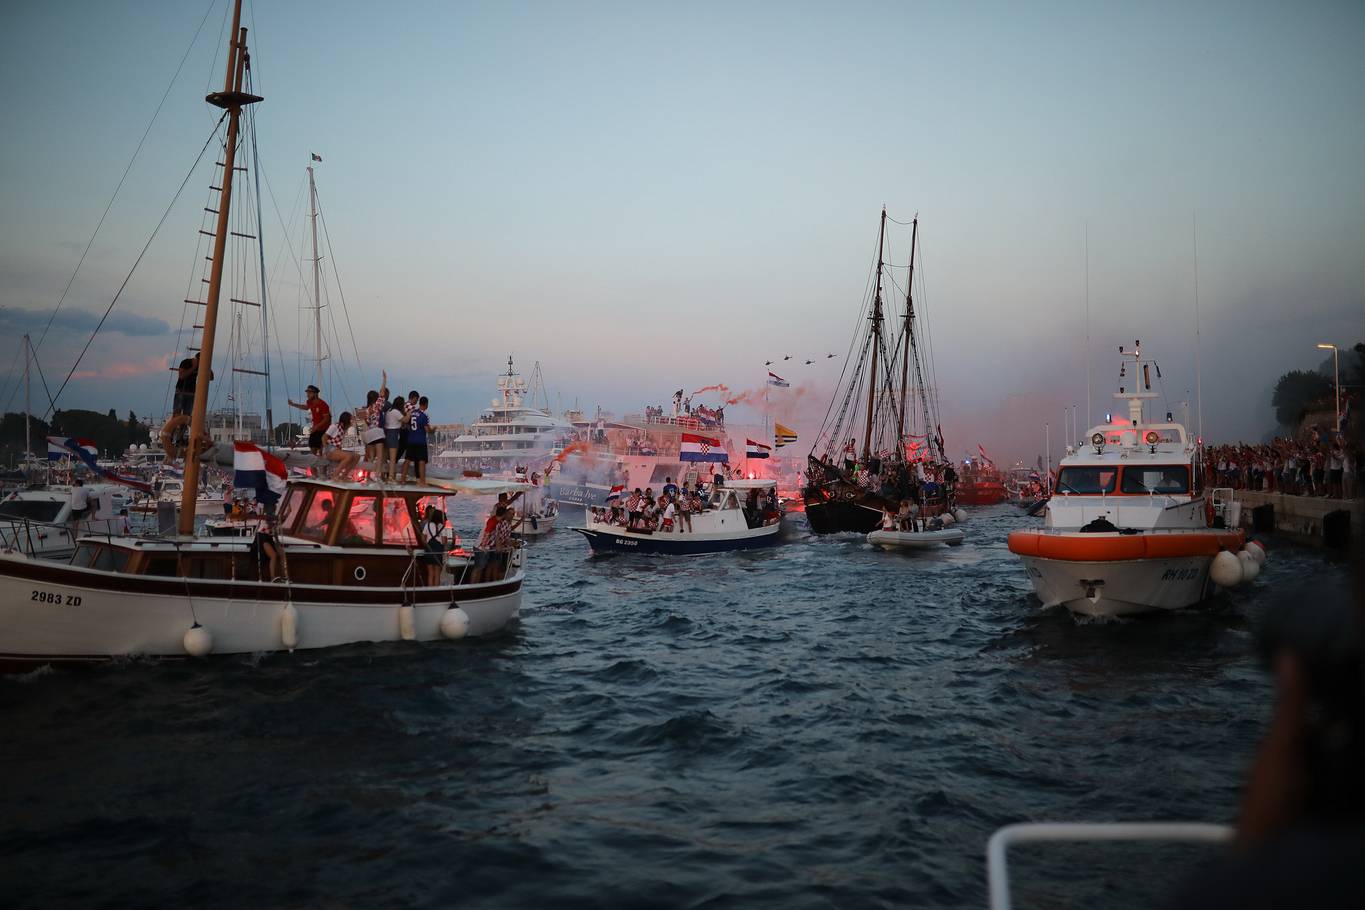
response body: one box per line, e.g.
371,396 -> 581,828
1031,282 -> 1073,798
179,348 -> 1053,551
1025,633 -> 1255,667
287,385 -> 332,455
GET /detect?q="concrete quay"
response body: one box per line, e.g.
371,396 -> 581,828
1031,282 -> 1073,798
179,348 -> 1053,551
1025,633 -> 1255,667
1233,490 -> 1363,548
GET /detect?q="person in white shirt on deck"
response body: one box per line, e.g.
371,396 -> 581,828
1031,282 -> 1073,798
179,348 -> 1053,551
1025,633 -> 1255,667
68,477 -> 91,531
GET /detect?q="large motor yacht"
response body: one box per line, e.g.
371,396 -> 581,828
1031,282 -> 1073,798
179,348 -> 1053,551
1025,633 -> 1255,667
433,357 -> 571,476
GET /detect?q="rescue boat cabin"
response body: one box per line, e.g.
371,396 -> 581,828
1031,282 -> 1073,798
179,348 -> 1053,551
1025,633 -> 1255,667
67,479 -> 511,588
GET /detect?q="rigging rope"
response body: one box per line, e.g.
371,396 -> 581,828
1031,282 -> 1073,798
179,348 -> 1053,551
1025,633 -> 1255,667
43,116 -> 227,421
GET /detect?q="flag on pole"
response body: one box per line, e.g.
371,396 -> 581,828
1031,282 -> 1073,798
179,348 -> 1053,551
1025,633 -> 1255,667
233,441 -> 289,506
774,423 -> 798,447
679,432 -> 727,463
767,371 -> 789,388
310,152 -> 322,162
745,439 -> 771,459
604,484 -> 625,503
46,437 -> 152,493
978,443 -> 993,465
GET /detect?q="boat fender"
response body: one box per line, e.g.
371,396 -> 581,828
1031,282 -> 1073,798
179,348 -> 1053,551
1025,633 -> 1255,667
399,604 -> 416,641
941,512 -> 955,526
1245,539 -> 1267,564
439,606 -> 470,640
1210,550 -> 1242,588
281,603 -> 300,650
183,622 -> 213,658
1238,550 -> 1260,582
953,508 -> 968,523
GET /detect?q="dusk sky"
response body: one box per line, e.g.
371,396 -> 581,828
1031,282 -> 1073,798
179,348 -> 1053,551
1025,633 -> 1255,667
2,0 -> 1361,463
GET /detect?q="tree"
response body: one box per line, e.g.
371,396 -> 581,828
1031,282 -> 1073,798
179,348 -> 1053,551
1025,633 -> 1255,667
1272,370 -> 1332,428
273,421 -> 303,445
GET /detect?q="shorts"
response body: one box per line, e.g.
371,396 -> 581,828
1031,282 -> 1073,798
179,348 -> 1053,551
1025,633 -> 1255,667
308,430 -> 324,451
385,429 -> 401,449
405,443 -> 428,463
69,507 -> 89,521
362,426 -> 385,445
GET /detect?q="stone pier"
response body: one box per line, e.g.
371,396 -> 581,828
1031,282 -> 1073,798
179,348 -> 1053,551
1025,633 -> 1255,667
1232,490 -> 1364,547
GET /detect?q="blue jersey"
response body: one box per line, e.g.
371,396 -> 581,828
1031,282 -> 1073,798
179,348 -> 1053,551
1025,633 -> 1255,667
409,409 -> 430,445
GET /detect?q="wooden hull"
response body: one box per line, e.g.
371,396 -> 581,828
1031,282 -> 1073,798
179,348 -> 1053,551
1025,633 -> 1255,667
0,552 -> 522,668
804,498 -> 884,534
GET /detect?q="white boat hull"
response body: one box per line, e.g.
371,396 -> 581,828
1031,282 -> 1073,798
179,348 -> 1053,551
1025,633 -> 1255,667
868,527 -> 965,549
1017,554 -> 1212,617
515,514 -> 556,537
0,552 -> 522,666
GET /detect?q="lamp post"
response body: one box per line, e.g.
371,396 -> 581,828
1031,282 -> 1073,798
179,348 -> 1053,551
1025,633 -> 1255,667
1317,343 -> 1339,432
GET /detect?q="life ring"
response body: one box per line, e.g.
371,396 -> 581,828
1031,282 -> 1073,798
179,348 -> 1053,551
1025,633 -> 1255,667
354,565 -> 367,581
841,490 -> 858,501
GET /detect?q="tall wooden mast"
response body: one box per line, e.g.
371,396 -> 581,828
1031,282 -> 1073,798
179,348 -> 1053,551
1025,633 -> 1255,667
895,215 -> 918,447
179,0 -> 263,534
862,208 -> 886,460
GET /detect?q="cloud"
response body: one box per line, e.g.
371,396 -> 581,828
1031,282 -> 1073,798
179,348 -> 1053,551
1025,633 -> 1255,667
71,355 -> 171,382
0,306 -> 170,338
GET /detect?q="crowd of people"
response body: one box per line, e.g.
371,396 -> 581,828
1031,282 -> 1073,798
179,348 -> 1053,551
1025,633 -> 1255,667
1205,429 -> 1360,499
806,449 -> 957,514
588,474 -> 779,533
286,371 -> 433,484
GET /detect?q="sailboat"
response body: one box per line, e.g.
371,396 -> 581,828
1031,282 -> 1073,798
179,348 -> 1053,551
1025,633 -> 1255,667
803,210 -> 955,534
0,0 -> 523,669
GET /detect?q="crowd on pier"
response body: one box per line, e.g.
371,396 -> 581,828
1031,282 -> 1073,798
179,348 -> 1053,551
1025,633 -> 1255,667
1204,428 -> 1360,499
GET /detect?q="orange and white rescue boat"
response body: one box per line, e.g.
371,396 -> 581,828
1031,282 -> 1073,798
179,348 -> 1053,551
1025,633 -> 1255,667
1008,341 -> 1266,617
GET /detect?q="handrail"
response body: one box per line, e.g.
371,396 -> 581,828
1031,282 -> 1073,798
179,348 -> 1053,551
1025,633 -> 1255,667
986,822 -> 1232,910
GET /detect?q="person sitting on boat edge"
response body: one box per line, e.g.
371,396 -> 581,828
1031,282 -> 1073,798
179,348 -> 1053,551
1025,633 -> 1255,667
660,494 -> 677,532
472,504 -> 520,583
323,412 -> 360,480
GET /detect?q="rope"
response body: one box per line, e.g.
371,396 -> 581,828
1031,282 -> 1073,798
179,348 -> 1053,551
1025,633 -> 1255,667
43,116 -> 227,421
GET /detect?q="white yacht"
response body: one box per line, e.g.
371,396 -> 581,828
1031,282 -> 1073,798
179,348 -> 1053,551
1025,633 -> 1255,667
434,357 -> 572,475
0,485 -> 130,561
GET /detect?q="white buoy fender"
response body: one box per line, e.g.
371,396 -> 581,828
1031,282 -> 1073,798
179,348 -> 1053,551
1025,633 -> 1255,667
1210,550 -> 1243,587
280,603 -> 300,650
183,623 -> 213,658
439,607 -> 470,640
1238,550 -> 1260,581
953,509 -> 968,523
941,512 -> 956,526
1245,539 -> 1267,564
399,604 -> 416,641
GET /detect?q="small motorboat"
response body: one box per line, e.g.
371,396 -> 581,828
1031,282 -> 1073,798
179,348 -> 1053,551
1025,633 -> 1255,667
868,526 -> 964,549
574,479 -> 782,555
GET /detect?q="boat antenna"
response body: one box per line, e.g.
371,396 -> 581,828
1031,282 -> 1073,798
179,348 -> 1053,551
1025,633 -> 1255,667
862,208 -> 886,460
1193,213 -> 1203,443
1084,221 -> 1091,430
180,0 -> 263,535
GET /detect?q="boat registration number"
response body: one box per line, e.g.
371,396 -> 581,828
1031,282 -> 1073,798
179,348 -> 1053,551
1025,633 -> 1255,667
1160,568 -> 1201,581
613,538 -> 638,547
31,590 -> 82,606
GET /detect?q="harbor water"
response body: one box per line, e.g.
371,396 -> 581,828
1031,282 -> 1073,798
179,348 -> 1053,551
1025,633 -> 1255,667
0,503 -> 1344,908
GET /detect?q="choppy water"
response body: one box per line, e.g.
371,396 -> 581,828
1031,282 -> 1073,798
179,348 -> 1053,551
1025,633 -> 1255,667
0,504 -> 1347,908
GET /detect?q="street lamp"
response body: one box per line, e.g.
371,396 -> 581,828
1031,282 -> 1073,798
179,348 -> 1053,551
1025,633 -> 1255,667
1317,343 -> 1340,432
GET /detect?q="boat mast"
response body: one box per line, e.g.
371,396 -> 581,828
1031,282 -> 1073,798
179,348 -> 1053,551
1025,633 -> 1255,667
22,334 -> 31,469
308,163 -> 324,392
180,0 -> 263,534
862,208 -> 886,460
896,216 -> 918,448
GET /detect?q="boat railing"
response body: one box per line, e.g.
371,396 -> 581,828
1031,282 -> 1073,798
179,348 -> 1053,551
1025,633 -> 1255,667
986,822 -> 1232,910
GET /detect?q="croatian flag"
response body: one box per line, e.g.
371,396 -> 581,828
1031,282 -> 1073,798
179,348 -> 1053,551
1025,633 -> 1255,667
978,443 -> 993,465
745,438 -> 771,459
680,432 -> 727,463
233,441 -> 288,506
767,371 -> 789,388
604,484 -> 625,503
46,436 -> 151,493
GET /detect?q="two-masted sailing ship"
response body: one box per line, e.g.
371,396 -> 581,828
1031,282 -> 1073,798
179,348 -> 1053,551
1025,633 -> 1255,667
0,0 -> 522,669
803,209 -> 951,534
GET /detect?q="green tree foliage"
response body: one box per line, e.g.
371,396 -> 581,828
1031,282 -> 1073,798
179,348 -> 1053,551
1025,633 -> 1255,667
1272,370 -> 1332,428
272,422 -> 303,445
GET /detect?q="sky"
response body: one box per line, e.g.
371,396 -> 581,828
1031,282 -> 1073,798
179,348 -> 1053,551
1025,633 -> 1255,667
1,0 -> 1362,464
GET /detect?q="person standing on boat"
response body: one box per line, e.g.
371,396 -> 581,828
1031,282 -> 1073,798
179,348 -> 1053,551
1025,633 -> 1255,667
67,477 -> 90,531
383,395 -> 405,482
287,385 -> 331,455
361,371 -> 388,475
420,505 -> 446,587
402,396 -> 431,484
395,390 -> 419,464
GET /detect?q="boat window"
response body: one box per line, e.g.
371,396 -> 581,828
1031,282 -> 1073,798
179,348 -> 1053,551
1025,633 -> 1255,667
0,499 -> 63,522
277,487 -> 305,532
143,555 -> 180,576
340,495 -> 379,546
381,497 -> 418,547
297,490 -> 337,542
1055,466 -> 1118,494
1120,465 -> 1190,494
185,556 -> 228,579
71,543 -> 129,572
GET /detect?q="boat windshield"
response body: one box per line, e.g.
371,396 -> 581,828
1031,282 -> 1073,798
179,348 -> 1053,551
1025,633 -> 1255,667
1056,466 -> 1118,495
1120,465 -> 1190,494
0,499 -> 63,522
